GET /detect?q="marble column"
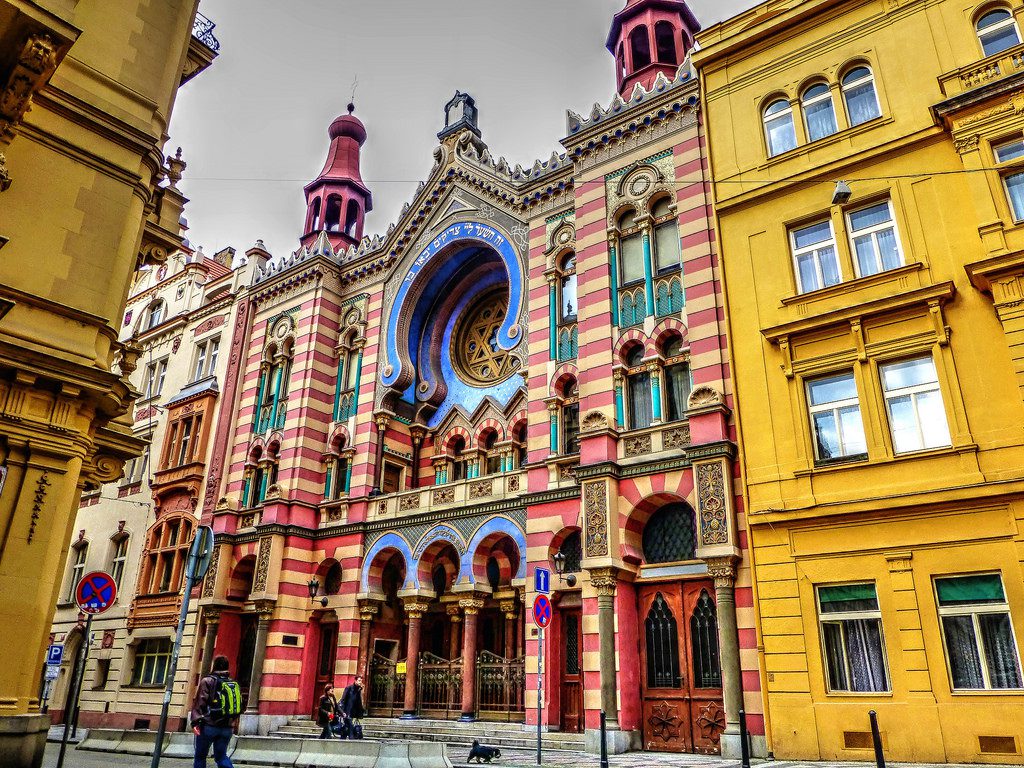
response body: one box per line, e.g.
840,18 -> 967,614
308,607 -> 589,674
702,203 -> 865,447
459,597 -> 485,721
402,599 -> 429,717
245,601 -> 275,714
707,557 -> 743,742
500,599 -> 517,660
590,568 -> 619,728
200,608 -> 221,674
357,601 -> 379,681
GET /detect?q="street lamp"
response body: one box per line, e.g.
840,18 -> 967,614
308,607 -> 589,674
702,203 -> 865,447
552,550 -> 577,588
307,577 -> 328,608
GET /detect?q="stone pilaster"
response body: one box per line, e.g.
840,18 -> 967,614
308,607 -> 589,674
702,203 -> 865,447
245,600 -> 275,715
200,608 -> 221,675
590,567 -> 619,729
706,556 -> 743,757
357,600 -> 379,681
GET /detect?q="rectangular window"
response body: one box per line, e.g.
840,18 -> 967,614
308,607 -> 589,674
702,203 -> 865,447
665,362 -> 692,422
192,337 -> 221,381
562,402 -> 580,454
192,344 -> 207,382
1004,172 -> 1024,222
995,138 -> 1024,164
629,371 -> 653,430
936,574 -> 1023,690
620,233 -> 645,285
654,222 -> 680,273
486,454 -> 502,475
382,462 -> 402,494
110,537 -> 129,589
207,336 -> 220,374
806,373 -> 867,462
131,638 -> 172,687
880,357 -> 951,453
791,220 -> 841,293
848,200 -> 903,277
176,419 -> 193,466
67,546 -> 88,601
817,583 -> 890,693
560,272 -> 578,322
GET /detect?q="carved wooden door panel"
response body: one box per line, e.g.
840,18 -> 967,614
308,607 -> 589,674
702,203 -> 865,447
560,610 -> 583,733
638,581 -> 725,754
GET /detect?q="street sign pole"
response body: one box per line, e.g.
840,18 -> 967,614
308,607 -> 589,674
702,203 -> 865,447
55,612 -> 92,768
150,525 -> 214,768
536,625 -> 543,766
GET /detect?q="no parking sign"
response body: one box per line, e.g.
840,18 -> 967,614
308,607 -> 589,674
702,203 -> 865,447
75,571 -> 117,615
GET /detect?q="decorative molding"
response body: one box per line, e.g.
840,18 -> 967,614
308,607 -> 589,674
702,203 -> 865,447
253,536 -> 272,593
663,425 -> 691,450
583,481 -> 609,557
695,462 -> 729,547
589,566 -> 618,596
624,434 -> 652,457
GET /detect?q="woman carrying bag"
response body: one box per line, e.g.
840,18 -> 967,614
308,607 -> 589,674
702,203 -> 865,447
316,683 -> 338,739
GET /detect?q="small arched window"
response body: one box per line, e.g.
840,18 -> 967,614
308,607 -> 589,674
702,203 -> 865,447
626,345 -> 653,430
841,67 -> 882,127
558,530 -> 583,574
559,253 -> 577,323
651,198 -> 680,273
323,562 -> 343,595
663,337 -> 691,422
655,21 -> 677,65
630,25 -> 652,70
642,503 -> 696,564
513,422 -> 528,469
561,377 -> 580,455
450,436 -> 467,481
484,430 -> 501,475
618,209 -> 645,286
344,199 -> 360,238
763,99 -> 797,157
324,195 -> 343,232
977,8 -> 1021,57
145,300 -> 165,330
802,83 -> 838,142
309,197 -> 322,232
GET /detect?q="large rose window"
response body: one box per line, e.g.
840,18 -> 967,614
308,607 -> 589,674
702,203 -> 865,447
452,290 -> 518,386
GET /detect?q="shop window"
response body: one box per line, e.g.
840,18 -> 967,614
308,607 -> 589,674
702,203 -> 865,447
880,357 -> 951,453
977,8 -> 1021,57
642,503 -> 696,564
847,200 -> 903,277
841,66 -> 881,127
130,638 -> 172,687
936,573 -> 1023,690
791,219 -> 841,293
764,99 -> 797,157
806,372 -> 867,462
802,83 -> 838,142
817,583 -> 890,693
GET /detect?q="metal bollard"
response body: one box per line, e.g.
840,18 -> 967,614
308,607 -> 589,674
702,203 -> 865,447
740,709 -> 751,768
600,710 -> 609,768
869,710 -> 886,768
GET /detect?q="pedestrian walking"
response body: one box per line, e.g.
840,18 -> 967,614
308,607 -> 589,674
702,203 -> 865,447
339,675 -> 365,738
317,683 -> 339,739
191,655 -> 242,768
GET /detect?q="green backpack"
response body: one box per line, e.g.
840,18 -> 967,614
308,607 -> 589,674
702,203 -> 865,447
207,675 -> 243,721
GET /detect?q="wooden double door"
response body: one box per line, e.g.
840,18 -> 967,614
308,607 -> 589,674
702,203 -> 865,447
638,581 -> 725,754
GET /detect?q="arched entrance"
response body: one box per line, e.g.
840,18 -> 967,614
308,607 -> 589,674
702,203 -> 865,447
634,502 -> 725,754
416,541 -> 463,719
367,548 -> 407,717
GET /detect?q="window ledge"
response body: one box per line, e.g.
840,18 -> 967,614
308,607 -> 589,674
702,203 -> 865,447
822,691 -> 894,698
760,114 -> 893,168
949,688 -> 1024,696
781,263 -> 924,307
794,443 -> 977,477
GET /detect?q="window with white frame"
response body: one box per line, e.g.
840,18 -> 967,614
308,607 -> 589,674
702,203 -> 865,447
144,301 -> 165,331
663,337 -> 692,422
806,372 -> 867,462
66,543 -> 88,601
995,138 -> 1024,221
110,535 -> 129,589
817,583 -> 890,693
764,99 -> 797,157
142,359 -> 168,400
847,200 -> 903,277
192,336 -> 220,381
841,67 -> 882,127
619,211 -> 645,285
977,8 -> 1021,58
651,198 -> 681,273
791,220 -> 841,293
802,83 -> 838,142
936,573 -> 1022,690
130,638 -> 172,687
880,357 -> 951,453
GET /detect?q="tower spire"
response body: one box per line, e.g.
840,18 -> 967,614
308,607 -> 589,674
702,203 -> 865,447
607,0 -> 701,98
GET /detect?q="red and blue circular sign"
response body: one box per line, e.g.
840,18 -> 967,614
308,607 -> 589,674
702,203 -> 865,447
75,570 -> 117,615
533,594 -> 552,628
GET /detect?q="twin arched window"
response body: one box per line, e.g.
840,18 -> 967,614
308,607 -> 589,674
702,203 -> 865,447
764,66 -> 881,157
977,8 -> 1021,57
623,337 -> 692,430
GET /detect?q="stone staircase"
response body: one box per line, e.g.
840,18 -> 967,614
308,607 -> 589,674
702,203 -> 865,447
272,715 -> 586,753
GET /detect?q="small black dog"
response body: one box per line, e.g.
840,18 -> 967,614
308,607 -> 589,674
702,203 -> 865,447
468,739 -> 501,763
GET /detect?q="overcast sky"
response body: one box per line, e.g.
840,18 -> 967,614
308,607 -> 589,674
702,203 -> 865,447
168,0 -> 757,259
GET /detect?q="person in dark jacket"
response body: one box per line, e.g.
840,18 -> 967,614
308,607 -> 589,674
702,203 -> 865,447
339,675 -> 365,721
317,683 -> 338,739
191,655 -> 237,768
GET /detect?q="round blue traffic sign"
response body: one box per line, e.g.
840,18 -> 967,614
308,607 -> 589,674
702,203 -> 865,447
533,594 -> 552,628
75,570 -> 117,615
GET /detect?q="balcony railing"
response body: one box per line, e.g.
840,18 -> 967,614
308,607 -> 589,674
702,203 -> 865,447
372,471 -> 525,519
938,44 -> 1024,98
617,420 -> 692,461
192,12 -> 221,52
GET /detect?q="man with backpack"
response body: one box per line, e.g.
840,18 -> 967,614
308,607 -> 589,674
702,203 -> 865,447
191,655 -> 242,768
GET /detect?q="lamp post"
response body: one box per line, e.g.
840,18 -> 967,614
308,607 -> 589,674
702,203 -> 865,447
552,551 -> 577,588
307,577 -> 328,608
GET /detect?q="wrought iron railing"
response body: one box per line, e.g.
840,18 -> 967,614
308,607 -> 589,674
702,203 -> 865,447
369,654 -> 405,717
476,651 -> 525,721
192,12 -> 221,52
417,652 -> 462,719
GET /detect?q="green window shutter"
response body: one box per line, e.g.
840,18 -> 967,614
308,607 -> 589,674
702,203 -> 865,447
936,574 -> 1005,606
818,583 -> 878,613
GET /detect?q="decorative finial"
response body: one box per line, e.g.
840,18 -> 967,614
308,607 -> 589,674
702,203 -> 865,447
347,102 -> 355,115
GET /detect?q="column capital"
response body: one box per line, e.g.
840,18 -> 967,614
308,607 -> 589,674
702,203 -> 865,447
402,598 -> 430,618
705,555 -> 739,588
254,600 -> 275,622
498,600 -> 517,618
203,607 -> 222,626
374,412 -> 391,431
589,566 -> 619,596
446,603 -> 463,621
358,599 -> 380,621
459,597 -> 486,615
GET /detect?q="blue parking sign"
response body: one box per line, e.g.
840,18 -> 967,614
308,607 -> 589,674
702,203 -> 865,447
534,567 -> 550,595
46,644 -> 63,665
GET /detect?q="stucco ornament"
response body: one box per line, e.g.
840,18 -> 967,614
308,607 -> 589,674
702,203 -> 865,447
696,463 -> 729,546
583,481 -> 609,557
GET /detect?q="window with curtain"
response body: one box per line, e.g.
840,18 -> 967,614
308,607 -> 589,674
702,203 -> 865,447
802,83 -> 838,142
806,372 -> 867,462
817,583 -> 890,693
847,200 -> 903,277
936,574 -> 1022,690
652,198 -> 680,273
620,232 -> 645,285
764,99 -> 797,157
626,346 -> 653,430
663,337 -> 691,422
562,401 -> 580,455
791,219 -> 841,293
977,8 -> 1021,57
880,357 -> 951,453
67,544 -> 88,601
842,67 -> 882,127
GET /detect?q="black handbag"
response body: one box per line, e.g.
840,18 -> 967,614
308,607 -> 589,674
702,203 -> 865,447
351,720 -> 363,740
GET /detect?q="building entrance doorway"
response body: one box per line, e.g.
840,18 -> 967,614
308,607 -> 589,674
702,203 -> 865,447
310,620 -> 338,718
237,615 -> 257,712
560,609 -> 583,733
638,580 -> 725,754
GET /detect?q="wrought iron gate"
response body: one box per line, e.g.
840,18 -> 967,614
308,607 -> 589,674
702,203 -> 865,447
417,652 -> 462,719
476,651 -> 526,721
369,654 -> 405,717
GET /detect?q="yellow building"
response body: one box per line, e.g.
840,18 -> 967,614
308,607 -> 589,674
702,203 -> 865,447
694,0 -> 1024,762
0,2 -> 216,765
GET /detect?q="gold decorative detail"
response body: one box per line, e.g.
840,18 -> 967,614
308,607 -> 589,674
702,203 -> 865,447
359,601 -> 380,621
506,474 -> 520,492
452,289 -> 518,386
687,385 -> 724,410
583,481 -> 609,557
696,462 -> 729,546
624,434 -> 652,457
27,471 -> 50,543
582,410 -> 609,432
559,463 -> 579,483
432,487 -> 455,504
589,567 -> 618,596
399,494 -> 420,511
459,597 -> 486,615
402,599 -> 430,618
953,134 -> 980,154
239,512 -> 257,529
663,425 -> 691,449
253,536 -> 272,593
254,598 -> 275,621
0,34 -> 60,142
203,607 -> 222,626
202,545 -> 221,599
705,556 -> 736,588
469,479 -> 492,499
325,503 -> 347,523
0,153 -> 10,193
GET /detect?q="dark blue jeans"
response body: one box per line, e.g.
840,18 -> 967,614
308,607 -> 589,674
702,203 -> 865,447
193,723 -> 234,768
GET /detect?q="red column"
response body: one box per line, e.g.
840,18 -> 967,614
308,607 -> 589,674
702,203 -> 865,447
459,597 -> 485,720
446,604 -> 462,660
357,601 -> 378,680
402,600 -> 428,717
